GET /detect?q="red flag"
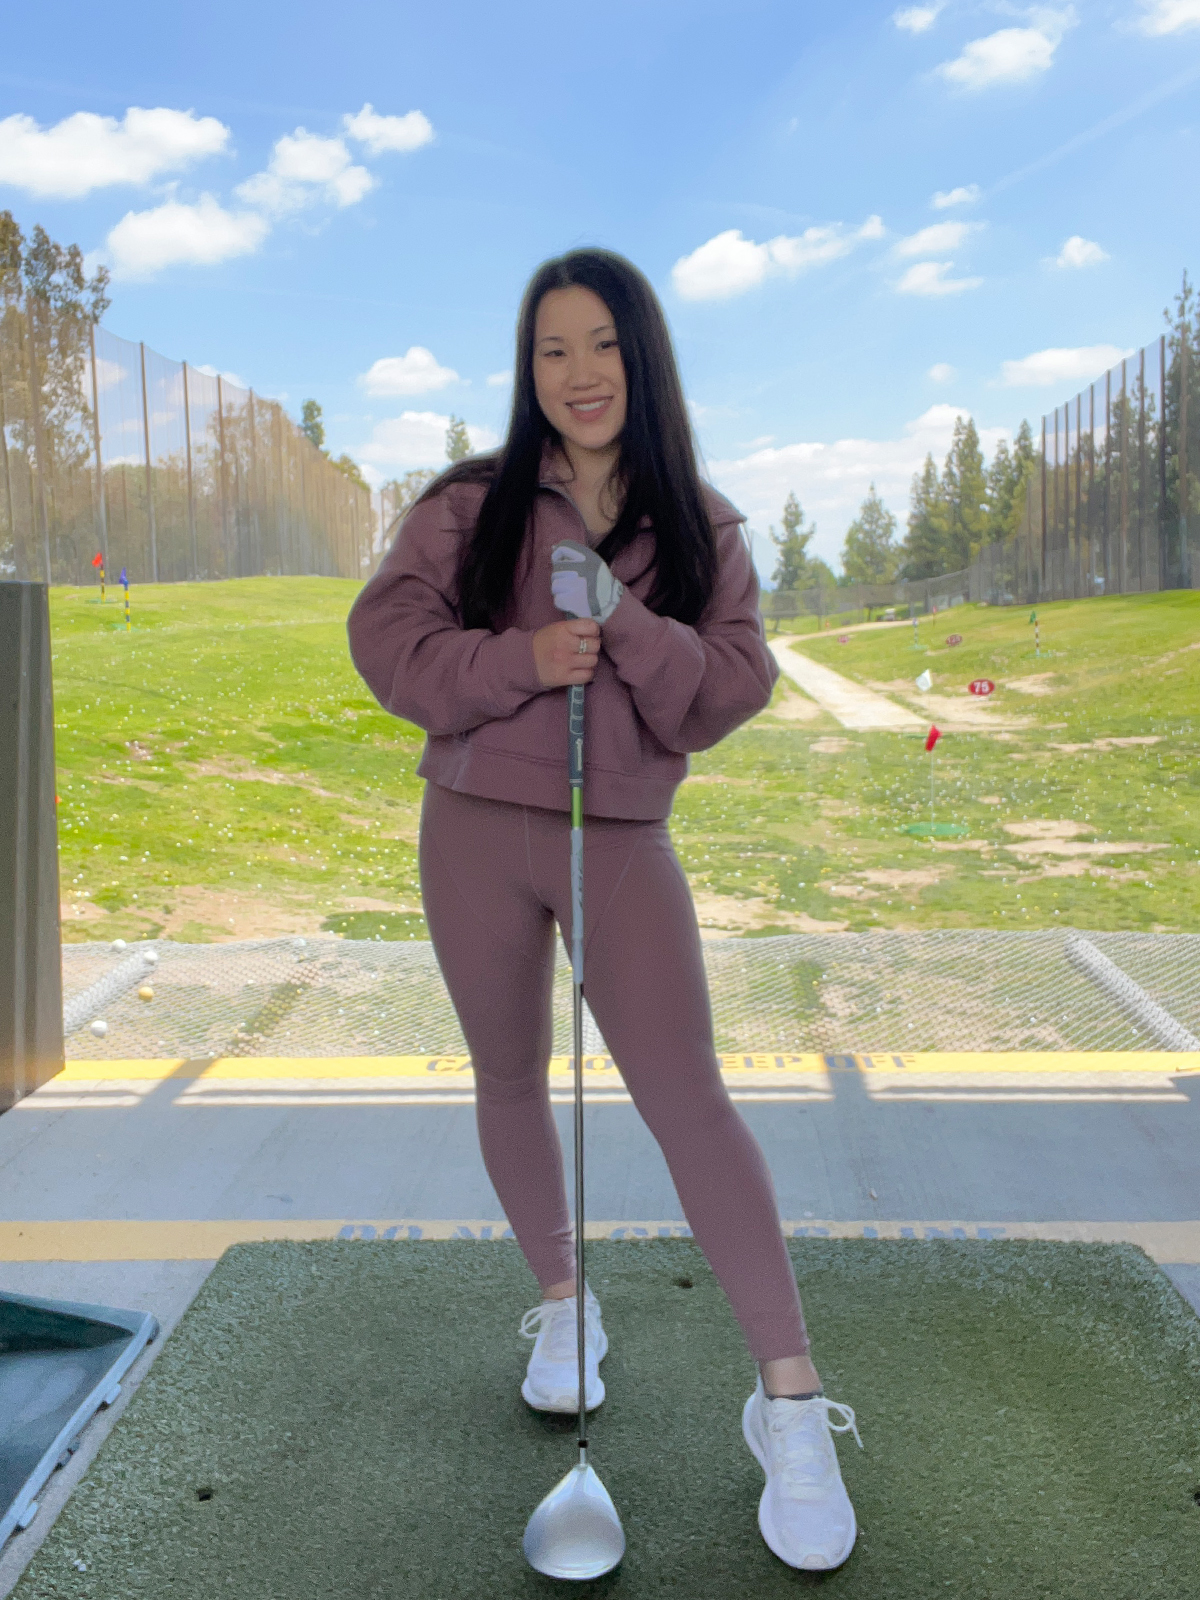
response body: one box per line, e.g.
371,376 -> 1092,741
92,551 -> 104,568
925,725 -> 941,752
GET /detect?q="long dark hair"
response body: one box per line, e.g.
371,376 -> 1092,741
430,249 -> 718,630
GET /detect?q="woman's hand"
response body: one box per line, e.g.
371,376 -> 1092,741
532,618 -> 601,687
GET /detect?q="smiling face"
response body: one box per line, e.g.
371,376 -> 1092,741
532,285 -> 627,457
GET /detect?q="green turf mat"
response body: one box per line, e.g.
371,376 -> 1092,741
13,1240 -> 1200,1598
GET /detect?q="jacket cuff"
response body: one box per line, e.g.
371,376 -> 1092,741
486,625 -> 544,705
600,589 -> 701,681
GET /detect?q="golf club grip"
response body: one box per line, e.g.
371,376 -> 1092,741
568,684 -> 584,792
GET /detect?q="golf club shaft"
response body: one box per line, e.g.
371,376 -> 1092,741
568,681 -> 587,1458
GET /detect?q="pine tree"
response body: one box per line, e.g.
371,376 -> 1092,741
384,468 -> 437,526
899,454 -> 948,578
331,452 -> 370,493
984,420 -> 1036,544
300,400 -> 325,452
941,416 -> 988,569
445,415 -> 471,462
841,484 -> 898,583
769,491 -> 814,590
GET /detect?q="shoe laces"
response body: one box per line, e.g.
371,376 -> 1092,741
519,1296 -> 586,1361
768,1398 -> 863,1494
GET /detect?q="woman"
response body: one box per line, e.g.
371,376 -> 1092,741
348,249 -> 861,1572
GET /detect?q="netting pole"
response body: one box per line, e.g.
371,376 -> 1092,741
1087,384 -> 1095,593
25,303 -> 52,586
0,334 -> 16,563
249,390 -> 261,575
1159,336 -> 1167,590
182,362 -> 197,580
1121,362 -> 1131,591
88,325 -> 108,569
272,404 -> 286,573
1081,393 -> 1088,601
216,375 -> 230,576
139,342 -> 158,582
1039,416 -> 1046,591
1180,326 -> 1189,587
1104,368 -> 1114,593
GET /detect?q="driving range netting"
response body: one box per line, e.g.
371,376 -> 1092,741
60,929 -> 1200,1059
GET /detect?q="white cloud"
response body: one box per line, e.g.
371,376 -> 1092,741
1135,0 -> 1200,33
194,362 -> 249,390
999,344 -> 1132,387
928,362 -> 956,381
235,128 -> 373,214
893,221 -> 978,258
343,103 -> 434,154
894,4 -> 944,32
91,356 -> 128,392
708,404 -> 1010,568
896,260 -> 983,295
932,184 -> 981,209
671,216 -> 884,302
486,370 -> 511,387
359,347 -> 458,397
937,13 -> 1075,90
1054,235 -> 1109,268
105,195 -> 268,279
0,106 -> 228,199
357,411 -> 499,471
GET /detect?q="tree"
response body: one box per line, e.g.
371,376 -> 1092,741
331,452 -> 370,494
445,414 -> 471,462
383,468 -> 437,526
769,491 -> 814,590
841,484 -> 898,584
899,454 -> 948,578
940,415 -> 988,569
984,420 -> 1036,544
300,399 -> 325,452
0,212 -> 110,576
1163,270 -> 1199,541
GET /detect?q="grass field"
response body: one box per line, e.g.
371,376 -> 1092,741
48,579 -> 1200,944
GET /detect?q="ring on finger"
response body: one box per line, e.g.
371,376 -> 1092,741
577,637 -> 589,655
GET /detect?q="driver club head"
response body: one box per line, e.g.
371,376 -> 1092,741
522,1461 -> 626,1580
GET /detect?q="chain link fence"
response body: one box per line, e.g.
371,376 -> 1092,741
970,325 -> 1200,605
1,316 -> 375,587
59,929 -> 1200,1060
760,570 -> 970,628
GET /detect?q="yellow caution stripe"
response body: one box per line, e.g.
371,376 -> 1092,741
56,1050 -> 1200,1082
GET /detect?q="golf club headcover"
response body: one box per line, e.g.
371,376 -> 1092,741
550,540 -> 623,623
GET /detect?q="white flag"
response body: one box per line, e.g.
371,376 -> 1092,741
915,670 -> 932,691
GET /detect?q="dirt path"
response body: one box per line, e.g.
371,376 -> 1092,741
768,638 -> 925,731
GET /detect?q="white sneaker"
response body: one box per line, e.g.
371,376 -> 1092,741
742,1376 -> 862,1571
519,1287 -> 607,1413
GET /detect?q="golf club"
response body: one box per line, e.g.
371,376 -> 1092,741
522,681 -> 626,1581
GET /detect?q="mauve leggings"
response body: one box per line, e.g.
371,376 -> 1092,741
419,781 -> 808,1363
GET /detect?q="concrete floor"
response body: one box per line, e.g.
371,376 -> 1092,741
2,1054 -> 1199,1594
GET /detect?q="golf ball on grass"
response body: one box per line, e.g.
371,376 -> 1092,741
91,1019 -> 108,1037
137,985 -> 154,1002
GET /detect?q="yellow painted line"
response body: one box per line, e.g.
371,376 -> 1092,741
2,1218 -> 1199,1262
58,1053 -> 832,1083
56,1051 -> 1200,1083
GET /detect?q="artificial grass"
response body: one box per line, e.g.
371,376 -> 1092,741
13,1240 -> 1200,1599
48,581 -> 1200,940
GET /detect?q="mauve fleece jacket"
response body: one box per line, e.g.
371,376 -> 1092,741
346,463 -> 778,821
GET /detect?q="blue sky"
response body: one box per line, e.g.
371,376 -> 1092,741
2,0 -> 1199,572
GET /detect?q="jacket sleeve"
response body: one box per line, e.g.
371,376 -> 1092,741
346,487 -> 545,736
599,515 -> 778,753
